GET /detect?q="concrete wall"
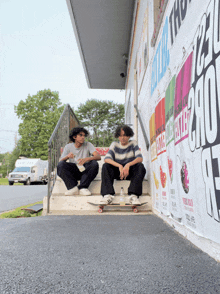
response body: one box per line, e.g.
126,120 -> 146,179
126,0 -> 220,250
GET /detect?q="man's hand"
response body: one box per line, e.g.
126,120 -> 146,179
122,164 -> 130,179
118,165 -> 124,180
77,158 -> 89,165
67,152 -> 75,159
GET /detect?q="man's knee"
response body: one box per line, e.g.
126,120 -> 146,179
136,163 -> 146,175
102,163 -> 112,172
88,160 -> 99,172
57,161 -> 66,174
57,161 -> 73,175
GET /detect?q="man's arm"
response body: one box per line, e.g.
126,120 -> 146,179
104,158 -> 122,168
59,152 -> 75,162
77,151 -> 101,165
104,158 -> 124,179
124,157 -> 143,167
122,157 -> 143,179
59,145 -> 74,162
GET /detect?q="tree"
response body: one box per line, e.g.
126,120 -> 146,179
15,89 -> 64,160
0,147 -> 19,177
7,141 -> 21,173
75,99 -> 124,146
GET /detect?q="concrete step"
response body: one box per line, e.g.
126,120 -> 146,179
52,176 -> 150,196
43,195 -> 152,212
46,154 -> 152,214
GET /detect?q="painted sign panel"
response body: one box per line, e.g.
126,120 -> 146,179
155,98 -> 166,156
149,113 -> 157,162
174,53 -> 193,145
165,76 -> 183,221
137,5 -> 149,93
155,97 -> 169,215
151,17 -> 170,95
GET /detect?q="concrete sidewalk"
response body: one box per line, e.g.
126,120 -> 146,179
0,215 -> 220,294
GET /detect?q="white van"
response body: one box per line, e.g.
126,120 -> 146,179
8,158 -> 48,185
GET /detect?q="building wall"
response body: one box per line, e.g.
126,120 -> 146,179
126,0 -> 220,247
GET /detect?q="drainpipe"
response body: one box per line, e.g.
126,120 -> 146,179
134,69 -> 138,142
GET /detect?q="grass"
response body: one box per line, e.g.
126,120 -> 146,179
0,201 -> 43,219
0,178 -> 22,185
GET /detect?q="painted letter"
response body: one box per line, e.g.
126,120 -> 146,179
188,87 -> 195,151
204,65 -> 218,144
180,0 -> 188,21
195,75 -> 206,148
197,14 -> 206,77
214,0 -> 220,54
202,148 -> 219,221
204,0 -> 214,69
174,0 -> 181,37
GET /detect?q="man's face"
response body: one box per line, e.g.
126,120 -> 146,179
118,129 -> 130,146
74,132 -> 86,144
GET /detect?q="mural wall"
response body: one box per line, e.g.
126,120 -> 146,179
126,0 -> 220,245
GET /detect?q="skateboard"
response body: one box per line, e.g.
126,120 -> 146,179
87,202 -> 148,213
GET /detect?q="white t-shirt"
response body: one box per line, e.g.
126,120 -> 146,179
60,142 -> 96,164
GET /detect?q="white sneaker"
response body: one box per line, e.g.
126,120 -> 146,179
79,188 -> 91,196
65,186 -> 79,196
100,195 -> 114,204
128,195 -> 141,205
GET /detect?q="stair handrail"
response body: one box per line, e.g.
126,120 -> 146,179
47,104 -> 79,213
134,104 -> 150,150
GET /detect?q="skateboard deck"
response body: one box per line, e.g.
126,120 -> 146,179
87,202 -> 148,213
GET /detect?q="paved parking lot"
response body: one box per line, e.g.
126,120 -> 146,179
0,214 -> 220,294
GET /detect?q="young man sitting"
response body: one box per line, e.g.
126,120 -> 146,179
100,125 -> 146,205
57,127 -> 101,196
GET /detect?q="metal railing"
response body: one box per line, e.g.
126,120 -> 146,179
134,104 -> 150,150
47,104 -> 79,213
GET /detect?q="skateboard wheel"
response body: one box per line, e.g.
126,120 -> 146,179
98,208 -> 103,213
133,208 -> 138,213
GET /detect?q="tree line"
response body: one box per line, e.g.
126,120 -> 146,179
0,89 -> 124,177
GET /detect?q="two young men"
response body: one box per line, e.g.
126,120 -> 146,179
57,125 -> 146,204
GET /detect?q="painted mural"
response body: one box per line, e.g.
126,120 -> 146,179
145,0 -> 220,244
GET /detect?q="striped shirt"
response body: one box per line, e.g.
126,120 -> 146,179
104,140 -> 142,166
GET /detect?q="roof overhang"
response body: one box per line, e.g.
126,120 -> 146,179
66,0 -> 135,89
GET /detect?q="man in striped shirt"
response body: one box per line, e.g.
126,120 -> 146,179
101,125 -> 146,205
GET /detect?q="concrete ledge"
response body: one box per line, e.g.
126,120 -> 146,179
153,208 -> 220,263
43,195 -> 152,213
42,210 -> 153,216
52,177 -> 149,196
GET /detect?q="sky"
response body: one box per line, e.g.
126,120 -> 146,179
0,0 -> 125,153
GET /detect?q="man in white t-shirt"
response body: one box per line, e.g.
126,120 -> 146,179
57,127 -> 101,196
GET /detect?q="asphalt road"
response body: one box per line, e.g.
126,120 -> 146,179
0,185 -> 47,212
0,215 -> 220,294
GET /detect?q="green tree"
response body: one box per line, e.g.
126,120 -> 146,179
75,99 -> 124,146
15,89 -> 64,160
7,141 -> 21,173
0,153 -> 8,177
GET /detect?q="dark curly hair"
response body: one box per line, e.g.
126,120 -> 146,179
69,127 -> 89,142
115,125 -> 134,138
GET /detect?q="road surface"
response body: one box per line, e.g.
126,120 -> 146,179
0,185 -> 47,212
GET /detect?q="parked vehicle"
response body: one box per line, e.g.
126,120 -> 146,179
8,158 -> 48,185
